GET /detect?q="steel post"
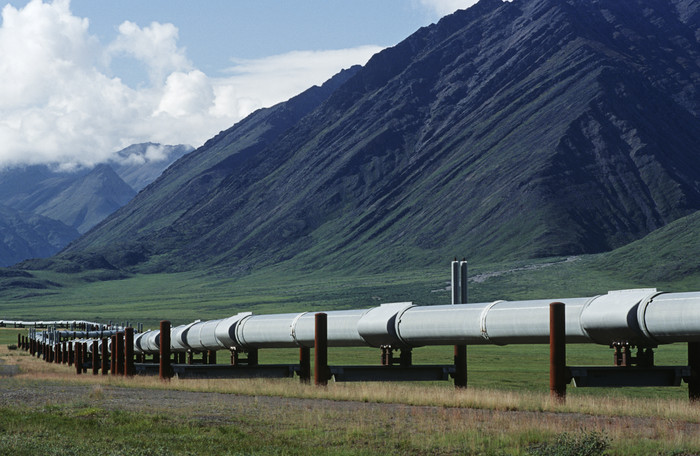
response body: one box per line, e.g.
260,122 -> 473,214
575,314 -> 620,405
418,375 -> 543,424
299,347 -> 311,383
75,343 -> 82,375
92,340 -> 99,375
124,327 -> 135,377
159,320 -> 172,380
315,313 -> 329,386
82,342 -> 88,373
454,345 -> 467,389
115,332 -> 125,376
549,302 -> 566,402
110,335 -> 117,374
689,341 -> 700,402
451,260 -> 461,305
460,260 -> 468,304
101,338 -> 109,375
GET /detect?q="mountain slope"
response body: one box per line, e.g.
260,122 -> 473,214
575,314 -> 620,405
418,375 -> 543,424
63,0 -> 700,274
0,205 -> 79,267
110,143 -> 194,191
32,164 -> 137,234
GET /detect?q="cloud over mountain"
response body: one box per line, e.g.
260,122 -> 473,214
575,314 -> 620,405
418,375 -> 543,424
0,0 -> 381,169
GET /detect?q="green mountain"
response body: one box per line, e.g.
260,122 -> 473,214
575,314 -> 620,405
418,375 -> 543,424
59,0 -> 700,275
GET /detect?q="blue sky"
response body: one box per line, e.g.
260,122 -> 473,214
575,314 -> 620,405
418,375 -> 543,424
0,0 -> 477,169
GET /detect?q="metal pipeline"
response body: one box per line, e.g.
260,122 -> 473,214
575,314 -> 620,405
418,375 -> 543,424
22,288 -> 700,356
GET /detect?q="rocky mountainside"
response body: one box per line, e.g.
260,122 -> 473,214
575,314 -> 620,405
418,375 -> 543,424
60,0 -> 700,274
110,143 -> 194,192
0,205 -> 79,267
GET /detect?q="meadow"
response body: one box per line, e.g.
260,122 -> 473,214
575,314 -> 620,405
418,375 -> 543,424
2,328 -> 700,455
2,257 -> 700,454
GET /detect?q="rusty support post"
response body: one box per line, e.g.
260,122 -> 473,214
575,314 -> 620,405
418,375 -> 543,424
201,351 -> 208,365
110,335 -> 117,374
208,350 -> 216,364
82,342 -> 89,373
101,338 -> 109,375
230,348 -> 238,365
178,352 -> 186,364
549,302 -> 566,402
92,340 -> 99,375
187,351 -> 193,364
299,347 -> 311,383
68,342 -> 74,367
75,343 -> 82,375
689,342 -> 700,402
314,313 -> 329,386
55,343 -> 61,364
454,345 -> 467,389
124,327 -> 135,377
381,346 -> 390,366
159,320 -> 172,381
115,332 -> 124,376
17,333 -> 20,347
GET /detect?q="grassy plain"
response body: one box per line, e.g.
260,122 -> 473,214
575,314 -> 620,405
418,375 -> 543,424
2,256 -> 700,454
2,329 -> 700,455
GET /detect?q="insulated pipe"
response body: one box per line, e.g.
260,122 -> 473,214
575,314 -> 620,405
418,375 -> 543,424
23,288 -> 700,356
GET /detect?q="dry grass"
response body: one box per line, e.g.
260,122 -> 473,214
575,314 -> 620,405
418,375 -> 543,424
3,345 -> 700,454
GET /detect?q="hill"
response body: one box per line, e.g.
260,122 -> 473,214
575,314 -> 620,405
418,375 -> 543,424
58,0 -> 700,275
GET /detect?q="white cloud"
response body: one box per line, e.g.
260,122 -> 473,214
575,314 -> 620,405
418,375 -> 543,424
419,0 -> 480,16
0,0 -> 382,170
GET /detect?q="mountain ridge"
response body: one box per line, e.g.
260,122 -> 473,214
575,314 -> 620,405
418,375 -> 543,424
56,0 -> 700,275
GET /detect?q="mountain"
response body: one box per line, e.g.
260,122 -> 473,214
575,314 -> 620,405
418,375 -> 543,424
31,164 -> 137,234
0,205 -> 79,267
59,0 -> 700,275
110,143 -> 194,191
0,142 -> 192,266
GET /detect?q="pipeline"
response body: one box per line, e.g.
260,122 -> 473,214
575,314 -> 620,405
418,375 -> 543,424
22,288 -> 700,356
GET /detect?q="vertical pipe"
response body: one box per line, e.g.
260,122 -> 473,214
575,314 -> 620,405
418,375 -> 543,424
314,313 -> 329,386
451,260 -> 461,305
92,340 -> 99,375
454,345 -> 467,389
460,260 -> 468,304
124,327 -> 134,377
159,321 -> 172,381
115,332 -> 125,376
75,343 -> 82,375
208,350 -> 216,365
689,342 -> 700,402
101,338 -> 109,375
299,347 -> 311,383
549,302 -> 566,402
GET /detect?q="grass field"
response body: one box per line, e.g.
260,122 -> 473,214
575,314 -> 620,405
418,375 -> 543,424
2,328 -> 700,455
3,257 -> 700,454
